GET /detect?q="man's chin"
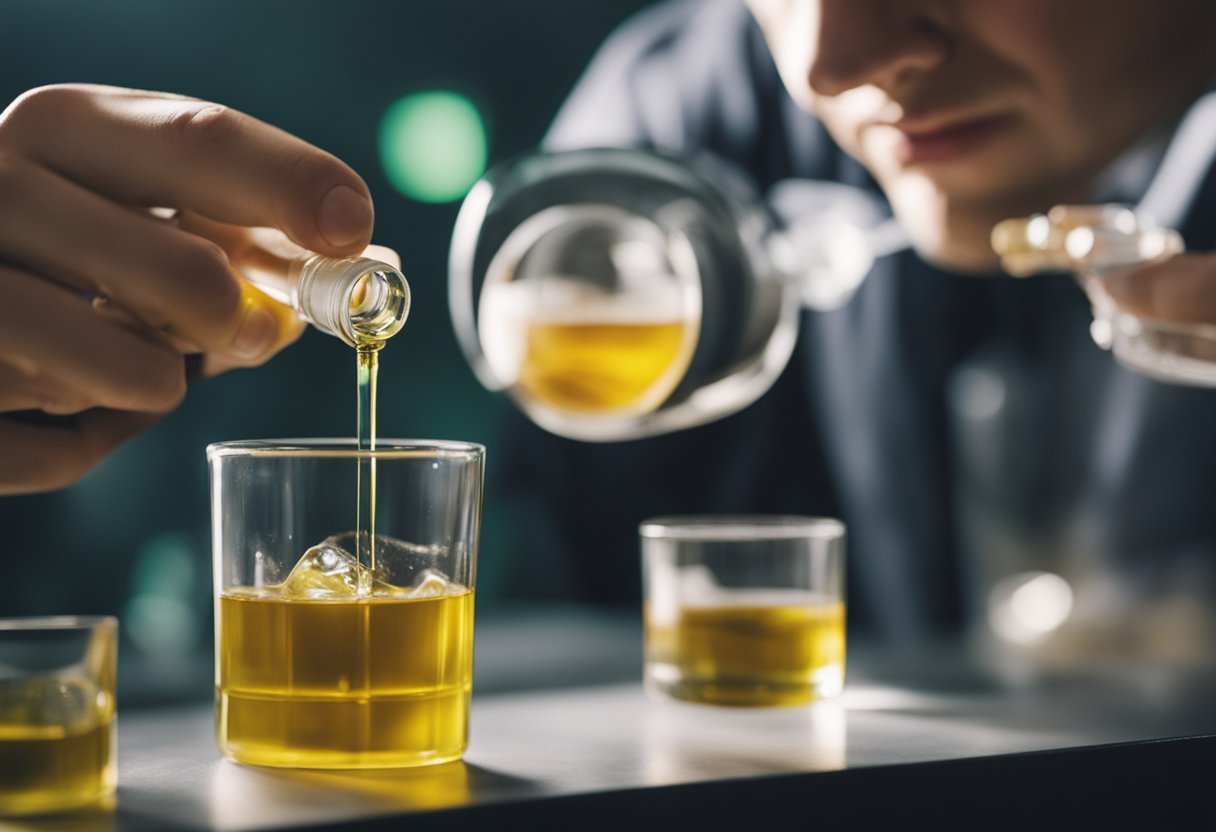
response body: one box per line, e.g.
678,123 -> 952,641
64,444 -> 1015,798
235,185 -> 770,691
883,177 -> 1019,276
909,182 -> 1108,275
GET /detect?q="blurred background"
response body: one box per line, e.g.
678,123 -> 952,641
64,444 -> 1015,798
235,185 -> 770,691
0,0 -> 659,698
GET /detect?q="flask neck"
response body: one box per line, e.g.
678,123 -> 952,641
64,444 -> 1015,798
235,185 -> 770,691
766,179 -> 907,310
774,215 -> 907,310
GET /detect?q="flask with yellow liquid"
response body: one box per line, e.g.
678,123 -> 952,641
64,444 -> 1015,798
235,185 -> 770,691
449,149 -> 903,441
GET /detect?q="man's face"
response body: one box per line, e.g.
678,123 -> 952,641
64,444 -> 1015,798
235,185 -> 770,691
748,0 -> 1216,271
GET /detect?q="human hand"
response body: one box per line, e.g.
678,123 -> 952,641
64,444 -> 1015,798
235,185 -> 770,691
0,84 -> 375,494
1101,252 -> 1216,368
1104,253 -> 1216,327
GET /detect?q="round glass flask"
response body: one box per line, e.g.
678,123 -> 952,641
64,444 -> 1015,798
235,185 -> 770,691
449,148 -> 898,441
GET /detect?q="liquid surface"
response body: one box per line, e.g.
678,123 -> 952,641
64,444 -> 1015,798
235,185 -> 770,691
218,587 -> 474,768
645,598 -> 845,707
0,698 -> 114,815
518,321 -> 691,414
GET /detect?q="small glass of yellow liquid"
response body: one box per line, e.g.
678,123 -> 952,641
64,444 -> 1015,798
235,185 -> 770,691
641,517 -> 845,707
0,616 -> 117,816
209,440 -> 484,769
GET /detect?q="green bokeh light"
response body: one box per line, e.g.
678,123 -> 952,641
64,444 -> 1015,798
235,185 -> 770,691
379,91 -> 488,203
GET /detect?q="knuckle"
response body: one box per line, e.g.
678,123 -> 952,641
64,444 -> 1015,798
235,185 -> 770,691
0,84 -> 82,139
164,102 -> 242,151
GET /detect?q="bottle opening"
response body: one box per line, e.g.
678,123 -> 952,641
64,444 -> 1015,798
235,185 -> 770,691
348,268 -> 410,343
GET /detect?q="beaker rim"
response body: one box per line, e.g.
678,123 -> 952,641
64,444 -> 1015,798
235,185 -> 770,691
206,438 -> 485,461
0,615 -> 117,632
639,515 -> 844,542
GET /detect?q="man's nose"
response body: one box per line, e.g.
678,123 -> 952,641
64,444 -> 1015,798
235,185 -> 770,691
808,0 -> 949,97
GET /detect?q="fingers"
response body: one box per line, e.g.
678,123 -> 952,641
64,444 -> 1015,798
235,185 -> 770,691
0,264 -> 181,493
1104,254 -> 1216,326
169,214 -> 310,373
0,84 -> 380,371
0,83 -> 371,495
0,84 -> 374,257
179,212 -> 401,285
0,157 -> 300,363
0,265 -> 186,413
198,283 -> 306,378
0,361 -> 95,414
0,409 -> 160,495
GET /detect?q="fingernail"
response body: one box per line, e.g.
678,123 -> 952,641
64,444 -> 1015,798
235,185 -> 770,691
318,185 -> 373,248
231,304 -> 278,359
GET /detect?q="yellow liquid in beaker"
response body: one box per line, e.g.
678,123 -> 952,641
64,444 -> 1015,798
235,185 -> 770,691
646,598 -> 845,707
217,587 -> 474,768
0,694 -> 114,815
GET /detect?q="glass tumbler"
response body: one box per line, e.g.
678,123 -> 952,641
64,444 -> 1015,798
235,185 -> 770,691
0,616 -> 117,816
641,516 -> 846,707
208,439 -> 484,769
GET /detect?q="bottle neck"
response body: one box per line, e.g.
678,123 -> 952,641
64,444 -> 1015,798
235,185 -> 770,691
289,255 -> 411,347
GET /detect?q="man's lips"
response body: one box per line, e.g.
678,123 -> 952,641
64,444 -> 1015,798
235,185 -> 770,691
879,113 -> 1011,164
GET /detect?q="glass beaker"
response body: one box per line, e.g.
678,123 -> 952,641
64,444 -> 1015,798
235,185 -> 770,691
449,148 -> 902,441
208,439 -> 484,769
641,516 -> 846,707
0,616 -> 117,816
